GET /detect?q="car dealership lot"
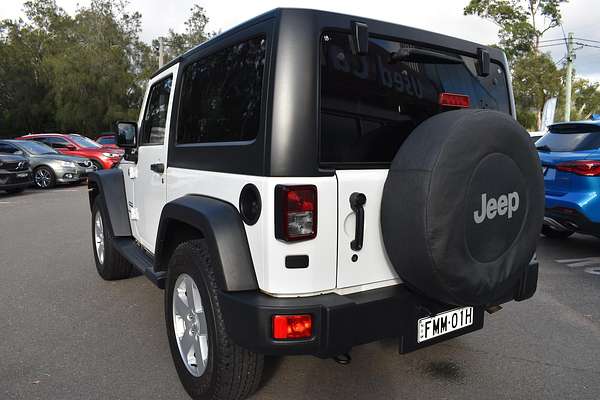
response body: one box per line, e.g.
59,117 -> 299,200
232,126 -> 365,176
1,187 -> 600,400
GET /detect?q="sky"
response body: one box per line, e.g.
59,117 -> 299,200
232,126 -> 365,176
1,0 -> 599,82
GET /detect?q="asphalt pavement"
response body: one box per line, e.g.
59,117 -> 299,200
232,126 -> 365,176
1,186 -> 600,400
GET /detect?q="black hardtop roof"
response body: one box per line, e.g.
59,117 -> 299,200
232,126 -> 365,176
151,7 -> 506,78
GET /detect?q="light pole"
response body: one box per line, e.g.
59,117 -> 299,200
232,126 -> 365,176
564,32 -> 574,121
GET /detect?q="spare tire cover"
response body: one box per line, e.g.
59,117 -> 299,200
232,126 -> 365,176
381,109 -> 543,306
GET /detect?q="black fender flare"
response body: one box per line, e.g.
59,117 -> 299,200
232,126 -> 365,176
87,169 -> 132,237
155,195 -> 258,292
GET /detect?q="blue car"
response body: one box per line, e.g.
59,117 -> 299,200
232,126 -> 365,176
537,120 -> 600,239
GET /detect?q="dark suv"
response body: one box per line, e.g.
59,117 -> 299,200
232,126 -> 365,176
0,154 -> 32,193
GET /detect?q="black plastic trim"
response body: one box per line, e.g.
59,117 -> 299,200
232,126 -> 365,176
218,284 -> 486,357
87,169 -> 132,237
285,255 -> 309,269
112,237 -> 166,289
545,206 -> 600,236
155,195 -> 258,291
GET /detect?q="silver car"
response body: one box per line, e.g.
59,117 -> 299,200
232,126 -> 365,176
0,140 -> 96,189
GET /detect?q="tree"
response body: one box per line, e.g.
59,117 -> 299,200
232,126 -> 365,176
464,0 -> 567,60
0,0 -> 156,137
155,5 -> 212,63
570,79 -> 600,120
511,52 -> 563,129
465,0 -> 572,130
47,0 -> 146,132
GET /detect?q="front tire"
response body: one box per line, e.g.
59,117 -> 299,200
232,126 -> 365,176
541,224 -> 574,239
165,240 -> 263,400
91,196 -> 133,280
33,166 -> 55,189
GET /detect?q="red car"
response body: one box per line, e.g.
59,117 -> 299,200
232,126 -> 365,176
16,133 -> 122,170
95,134 -> 119,149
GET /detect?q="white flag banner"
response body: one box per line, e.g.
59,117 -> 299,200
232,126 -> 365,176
541,97 -> 557,132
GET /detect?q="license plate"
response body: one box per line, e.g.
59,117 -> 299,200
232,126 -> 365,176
16,173 -> 29,178
417,307 -> 474,343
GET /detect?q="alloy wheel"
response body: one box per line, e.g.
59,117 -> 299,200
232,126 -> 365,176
34,168 -> 52,188
94,211 -> 105,265
172,273 -> 209,377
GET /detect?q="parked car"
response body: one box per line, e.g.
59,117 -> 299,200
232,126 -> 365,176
0,139 -> 96,189
16,133 -> 122,170
529,130 -> 544,143
537,120 -> 600,238
0,153 -> 32,193
87,9 -> 542,400
95,134 -> 119,148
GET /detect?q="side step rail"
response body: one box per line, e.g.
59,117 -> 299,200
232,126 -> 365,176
112,238 -> 167,289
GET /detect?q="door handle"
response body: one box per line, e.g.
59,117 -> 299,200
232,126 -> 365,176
150,163 -> 165,174
350,192 -> 367,251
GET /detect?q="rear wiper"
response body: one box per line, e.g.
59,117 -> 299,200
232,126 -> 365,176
536,145 -> 552,152
389,48 -> 464,65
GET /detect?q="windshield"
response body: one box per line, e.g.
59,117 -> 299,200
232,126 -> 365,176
15,140 -> 57,155
69,135 -> 102,148
320,32 -> 511,166
536,125 -> 600,152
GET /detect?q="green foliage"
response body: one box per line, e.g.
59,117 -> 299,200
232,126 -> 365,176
0,0 -> 209,137
463,1 -> 600,129
512,51 -> 563,129
152,5 -> 212,64
464,0 -> 566,60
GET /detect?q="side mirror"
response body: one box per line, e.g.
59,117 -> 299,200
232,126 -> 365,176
66,144 -> 77,151
115,121 -> 137,148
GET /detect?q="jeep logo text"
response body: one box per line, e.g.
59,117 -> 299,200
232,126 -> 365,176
473,192 -> 520,224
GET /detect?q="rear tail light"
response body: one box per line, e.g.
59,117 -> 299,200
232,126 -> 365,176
556,160 -> 600,176
275,185 -> 317,242
272,314 -> 313,339
439,92 -> 470,108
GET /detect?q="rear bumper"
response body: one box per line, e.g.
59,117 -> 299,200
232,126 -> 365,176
219,261 -> 538,358
544,206 -> 600,235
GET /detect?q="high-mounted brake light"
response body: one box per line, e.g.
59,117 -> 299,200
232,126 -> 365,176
275,185 -> 317,242
439,92 -> 470,108
556,160 -> 600,176
272,314 -> 313,340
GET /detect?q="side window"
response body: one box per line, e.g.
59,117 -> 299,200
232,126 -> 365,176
141,76 -> 172,145
177,36 -> 266,144
0,143 -> 19,154
42,137 -> 71,149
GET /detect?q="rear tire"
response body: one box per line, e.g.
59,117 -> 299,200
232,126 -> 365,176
91,196 -> 133,280
542,225 -> 574,239
165,239 -> 264,400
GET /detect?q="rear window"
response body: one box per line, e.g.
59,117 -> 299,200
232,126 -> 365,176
536,124 -> 600,152
320,31 -> 511,166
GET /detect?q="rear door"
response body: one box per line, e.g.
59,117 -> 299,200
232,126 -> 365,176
320,31 -> 513,289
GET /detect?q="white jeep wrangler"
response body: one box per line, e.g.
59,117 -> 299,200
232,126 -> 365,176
88,8 -> 543,400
